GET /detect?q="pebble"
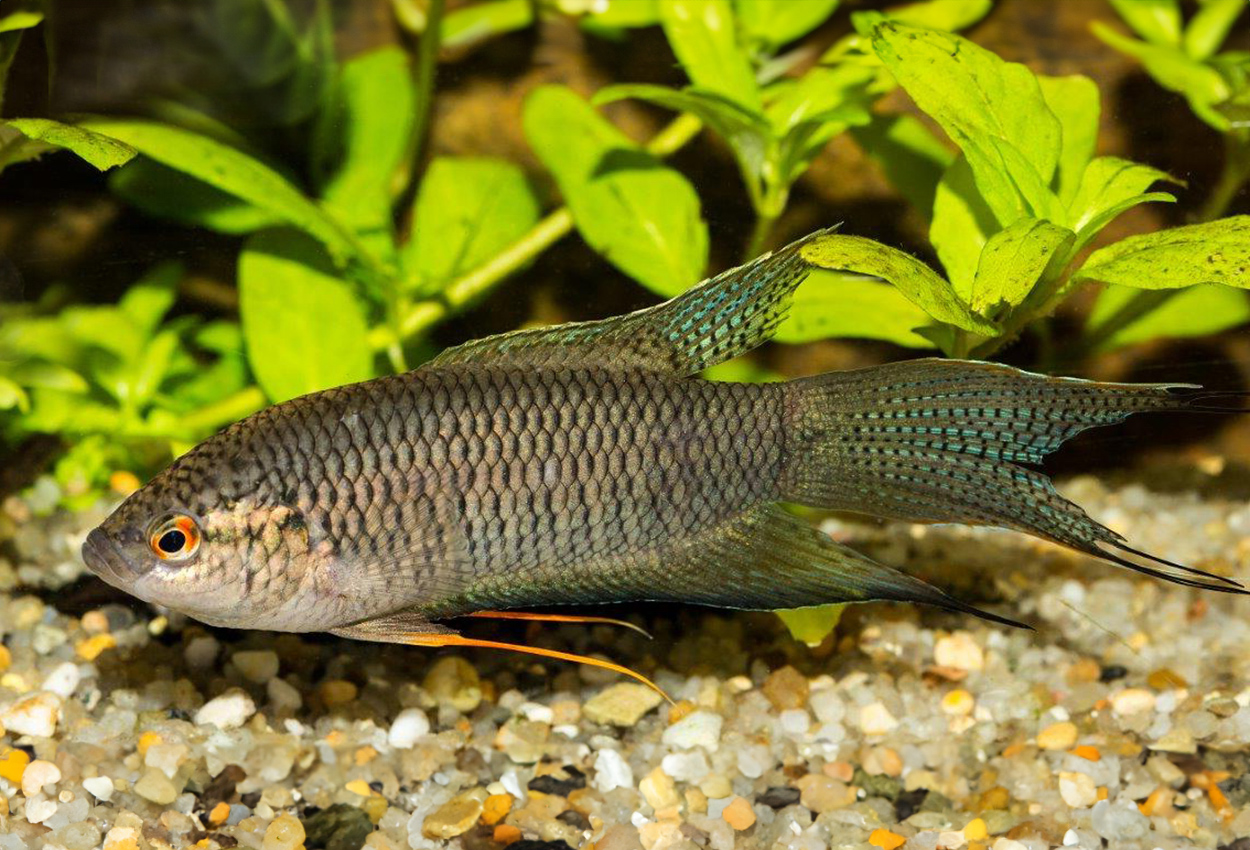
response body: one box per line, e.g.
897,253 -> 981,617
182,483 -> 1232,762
869,829 -> 906,850
860,702 -> 899,735
388,707 -> 431,749
422,656 -> 482,712
184,635 -> 220,668
796,774 -> 856,813
940,689 -> 974,716
195,690 -> 256,729
0,747 -> 30,783
761,666 -> 809,710
584,682 -> 664,727
1110,688 -> 1156,716
494,717 -> 549,763
262,814 -> 306,850
721,796 -> 756,830
422,790 -> 485,839
20,759 -> 61,796
318,679 -> 358,706
134,768 -> 178,804
933,632 -> 984,672
661,710 -> 723,751
25,797 -> 57,823
82,776 -> 115,801
1149,727 -> 1196,754
232,650 -> 280,683
41,662 -> 81,698
1057,771 -> 1097,808
1,691 -> 60,737
661,750 -> 709,782
1089,799 -> 1150,840
593,748 -> 634,792
1037,721 -> 1078,750
640,767 -> 681,809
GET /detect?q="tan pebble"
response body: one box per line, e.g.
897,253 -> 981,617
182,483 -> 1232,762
863,746 -> 903,777
722,796 -> 756,830
684,787 -> 708,814
1111,688 -> 1155,716
583,682 -> 663,727
362,793 -> 388,824
639,767 -> 681,810
20,759 -> 61,796
1036,721 -> 1078,750
134,768 -> 178,805
977,786 -> 1009,810
761,665 -> 809,711
262,814 -> 306,850
233,650 -> 280,683
638,821 -> 681,850
1058,771 -> 1097,808
860,701 -> 898,735
1147,667 -> 1188,690
319,680 -> 358,706
423,656 -> 482,712
941,689 -> 975,716
934,632 -> 984,672
103,826 -> 140,850
423,790 -> 486,839
1065,657 -> 1100,684
81,611 -> 110,634
796,774 -> 856,813
823,761 -> 854,782
1149,727 -> 1197,754
700,774 -> 733,799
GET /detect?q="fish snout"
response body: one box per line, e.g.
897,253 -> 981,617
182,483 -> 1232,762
82,527 -> 146,584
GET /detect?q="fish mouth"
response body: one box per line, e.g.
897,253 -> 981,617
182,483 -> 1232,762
82,528 -> 143,588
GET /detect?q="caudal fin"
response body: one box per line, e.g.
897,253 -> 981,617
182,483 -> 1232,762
782,358 -> 1245,594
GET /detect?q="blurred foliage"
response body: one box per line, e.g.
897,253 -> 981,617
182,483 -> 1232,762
1,0 -> 1249,543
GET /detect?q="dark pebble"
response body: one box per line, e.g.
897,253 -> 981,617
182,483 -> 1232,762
1099,664 -> 1128,683
556,810 -> 590,830
756,786 -> 800,809
894,788 -> 928,821
200,764 -> 246,807
527,765 -> 587,796
302,803 -> 375,850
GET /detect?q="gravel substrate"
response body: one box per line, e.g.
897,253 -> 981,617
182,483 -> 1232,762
1,473 -> 1249,850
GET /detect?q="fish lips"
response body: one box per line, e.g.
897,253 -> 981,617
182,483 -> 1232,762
82,527 -> 151,587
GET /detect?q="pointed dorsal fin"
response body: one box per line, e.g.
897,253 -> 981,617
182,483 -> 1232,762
427,228 -> 834,376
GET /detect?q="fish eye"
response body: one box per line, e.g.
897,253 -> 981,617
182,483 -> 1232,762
148,514 -> 201,561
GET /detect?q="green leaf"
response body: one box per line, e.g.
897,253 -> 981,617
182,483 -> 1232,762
659,0 -> 761,110
1037,74 -> 1100,205
4,118 -> 136,171
583,0 -> 661,29
1108,0 -> 1182,45
1076,216 -> 1250,290
850,113 -> 953,221
1184,0 -> 1245,60
871,22 -> 1062,225
798,233 -> 997,334
776,604 -> 845,648
5,361 -> 89,394
1088,283 -> 1250,350
764,63 -> 876,135
524,86 -> 708,297
119,262 -> 182,337
441,0 -> 534,50
239,229 -> 374,403
0,376 -> 29,412
80,119 -> 360,264
967,218 -> 1074,313
775,271 -> 937,348
403,156 -> 539,293
885,0 -> 994,31
930,155 -> 997,297
319,47 -> 415,248
1066,156 -> 1177,237
110,158 -> 282,235
1092,22 -> 1232,130
735,0 -> 839,49
0,10 -> 44,34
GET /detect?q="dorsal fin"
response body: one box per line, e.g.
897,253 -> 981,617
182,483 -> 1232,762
427,228 -> 834,376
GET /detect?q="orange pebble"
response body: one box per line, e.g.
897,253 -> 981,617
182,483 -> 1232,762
869,828 -> 906,850
494,825 -> 522,845
207,801 -> 230,826
668,700 -> 696,725
722,796 -> 756,830
0,748 -> 30,784
354,746 -> 378,766
137,731 -> 162,757
481,794 -> 513,826
1071,745 -> 1101,762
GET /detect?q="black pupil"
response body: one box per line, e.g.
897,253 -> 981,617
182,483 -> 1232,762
158,529 -> 186,554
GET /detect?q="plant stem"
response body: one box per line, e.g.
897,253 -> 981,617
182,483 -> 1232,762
1195,133 -> 1250,223
400,0 -> 446,191
744,210 -> 779,262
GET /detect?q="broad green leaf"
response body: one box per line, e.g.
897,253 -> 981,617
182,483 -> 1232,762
0,376 -> 28,412
239,229 -> 373,403
1066,156 -> 1176,236
1092,22 -> 1232,129
4,119 -> 136,171
775,102 -> 872,186
850,113 -> 954,220
1184,0 -> 1245,60
1076,216 -> 1250,289
764,62 -> 876,134
775,271 -> 937,348
659,0 -> 761,110
930,155 -> 996,297
1088,283 -> 1250,350
80,119 -> 360,264
777,604 -> 845,648
871,23 -> 1062,225
886,0 -> 993,31
967,218 -> 1074,313
319,47 -> 415,248
126,329 -> 180,407
110,159 -> 282,235
736,0 -> 839,49
524,86 -> 708,297
1038,75 -> 1100,205
0,10 -> 43,33
441,0 -> 534,49
403,157 -> 540,293
1108,0 -> 1182,45
4,361 -> 89,394
119,262 -> 182,337
798,233 -> 997,334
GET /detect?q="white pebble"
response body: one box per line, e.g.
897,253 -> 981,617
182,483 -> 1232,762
231,650 -> 279,683
661,711 -> 723,751
194,690 -> 256,729
82,776 -> 115,802
388,708 -> 431,749
1090,799 -> 1150,840
859,702 -> 898,735
518,702 -> 554,724
21,760 -> 61,796
661,750 -> 709,783
25,797 -> 57,823
0,691 -> 61,737
593,749 -> 635,792
1111,688 -> 1156,716
267,676 -> 302,712
1058,771 -> 1097,808
779,708 -> 811,736
184,635 -> 220,669
41,662 -> 81,699
934,632 -> 984,671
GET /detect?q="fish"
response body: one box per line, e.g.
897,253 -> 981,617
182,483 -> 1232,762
81,228 -> 1246,690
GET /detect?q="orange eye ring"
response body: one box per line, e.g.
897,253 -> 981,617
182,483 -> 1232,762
149,514 -> 201,560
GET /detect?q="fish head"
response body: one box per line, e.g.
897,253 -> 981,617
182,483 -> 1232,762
82,428 -> 336,630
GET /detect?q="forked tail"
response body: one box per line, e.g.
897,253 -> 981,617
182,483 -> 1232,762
782,358 -> 1245,594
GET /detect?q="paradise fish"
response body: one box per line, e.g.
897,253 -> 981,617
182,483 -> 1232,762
81,230 -> 1245,690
